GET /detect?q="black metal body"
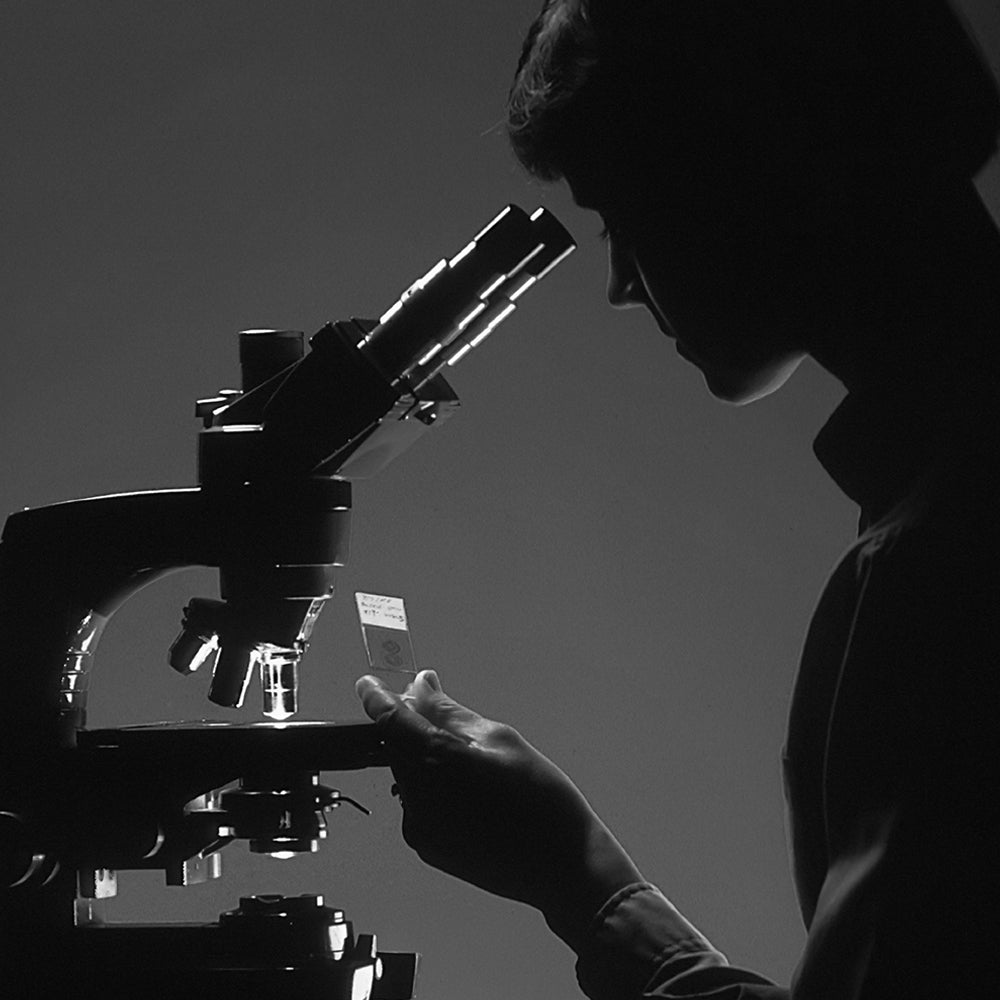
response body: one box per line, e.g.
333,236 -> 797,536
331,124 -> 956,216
0,204 -> 574,998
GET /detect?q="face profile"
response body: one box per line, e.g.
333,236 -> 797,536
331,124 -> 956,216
509,0 -> 1000,401
569,159 -> 816,405
615,227 -> 814,407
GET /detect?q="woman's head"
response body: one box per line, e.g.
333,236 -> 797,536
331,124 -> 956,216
508,0 -> 1000,190
507,1 -> 1000,403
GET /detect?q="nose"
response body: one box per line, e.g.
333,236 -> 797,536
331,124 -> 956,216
605,238 -> 646,309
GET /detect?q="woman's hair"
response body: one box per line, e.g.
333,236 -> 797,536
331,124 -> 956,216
507,0 -> 1000,185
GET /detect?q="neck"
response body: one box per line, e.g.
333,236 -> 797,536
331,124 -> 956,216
810,178 -> 1000,397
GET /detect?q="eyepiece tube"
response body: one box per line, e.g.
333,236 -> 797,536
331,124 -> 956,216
525,208 -> 576,279
356,204 -> 574,384
403,206 -> 576,387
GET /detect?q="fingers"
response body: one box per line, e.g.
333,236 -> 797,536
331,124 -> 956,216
356,670 -> 493,756
356,673 -> 458,758
414,668 -> 442,693
405,671 -> 492,742
355,670 -> 440,719
355,674 -> 401,722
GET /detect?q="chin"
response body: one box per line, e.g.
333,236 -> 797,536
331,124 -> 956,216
703,354 -> 806,406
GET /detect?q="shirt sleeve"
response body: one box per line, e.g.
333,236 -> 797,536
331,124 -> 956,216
574,884 -> 786,1000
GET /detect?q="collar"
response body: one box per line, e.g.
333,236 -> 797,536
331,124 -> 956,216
813,379 -> 991,526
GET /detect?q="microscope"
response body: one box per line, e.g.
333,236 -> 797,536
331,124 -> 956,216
0,206 -> 574,998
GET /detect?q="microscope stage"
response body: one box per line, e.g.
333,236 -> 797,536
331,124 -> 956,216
78,720 -> 388,772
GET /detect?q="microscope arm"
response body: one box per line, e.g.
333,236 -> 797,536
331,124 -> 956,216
0,484 -> 361,869
0,478 -> 350,757
0,488 -> 214,758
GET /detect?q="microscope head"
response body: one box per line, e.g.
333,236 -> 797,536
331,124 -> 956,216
174,205 -> 575,721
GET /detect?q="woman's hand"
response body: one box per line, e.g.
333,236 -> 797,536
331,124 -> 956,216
356,669 -> 643,946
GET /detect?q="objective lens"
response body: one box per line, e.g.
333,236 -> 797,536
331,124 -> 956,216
260,650 -> 299,720
208,644 -> 256,708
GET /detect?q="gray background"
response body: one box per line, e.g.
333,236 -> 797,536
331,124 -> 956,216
3,3 -> 998,997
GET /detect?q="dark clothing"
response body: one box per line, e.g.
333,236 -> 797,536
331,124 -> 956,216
574,384 -> 998,999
